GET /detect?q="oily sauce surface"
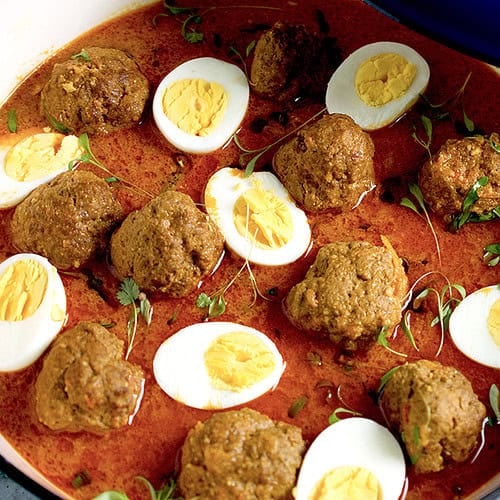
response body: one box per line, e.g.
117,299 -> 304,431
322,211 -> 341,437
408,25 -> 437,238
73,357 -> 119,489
0,1 -> 499,498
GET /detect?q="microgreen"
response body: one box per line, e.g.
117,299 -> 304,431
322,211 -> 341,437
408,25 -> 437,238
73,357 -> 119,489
155,3 -> 280,44
196,292 -> 226,318
72,470 -> 91,489
489,134 -> 500,153
400,183 -> 441,265
71,48 -> 91,61
328,407 -> 362,425
402,426 -> 422,464
483,243 -> 500,266
229,40 -> 256,79
136,477 -> 182,500
488,384 -> 499,426
233,107 -> 326,176
288,395 -> 309,418
463,109 -> 475,133
400,310 -> 419,351
68,133 -> 154,199
449,176 -> 499,231
46,111 -> 71,133
377,325 -> 408,358
411,114 -> 433,160
94,492 -> 129,500
402,272 -> 466,357
117,278 -> 153,360
377,365 -> 401,395
7,108 -> 17,133
306,351 -> 322,366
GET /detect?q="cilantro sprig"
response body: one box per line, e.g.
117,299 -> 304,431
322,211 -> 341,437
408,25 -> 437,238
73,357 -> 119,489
117,278 -> 153,360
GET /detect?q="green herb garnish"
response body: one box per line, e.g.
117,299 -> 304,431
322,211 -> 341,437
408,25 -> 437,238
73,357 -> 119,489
136,477 -> 181,500
488,384 -> 500,426
72,470 -> 91,489
489,134 -> 500,153
71,48 -> 91,61
288,395 -> 308,418
233,107 -> 326,176
196,292 -> 226,318
7,108 -> 17,133
328,407 -> 362,425
229,40 -> 256,78
306,351 -> 322,366
483,243 -> 500,266
69,133 -> 153,199
117,278 -> 153,360
46,112 -> 71,133
377,325 -> 408,358
449,176 -> 499,231
412,114 -> 433,159
377,365 -> 401,395
94,492 -> 129,500
401,183 -> 441,265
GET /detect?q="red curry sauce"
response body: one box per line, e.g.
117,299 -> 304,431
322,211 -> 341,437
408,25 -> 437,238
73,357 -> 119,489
0,1 -> 498,498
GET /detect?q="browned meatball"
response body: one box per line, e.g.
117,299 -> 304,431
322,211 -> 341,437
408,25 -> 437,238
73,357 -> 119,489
380,360 -> 486,473
178,408 -> 305,499
273,114 -> 375,212
35,322 -> 144,433
285,240 -> 408,350
110,190 -> 224,297
40,47 -> 149,134
11,170 -> 123,270
250,22 -> 340,101
418,134 -> 500,221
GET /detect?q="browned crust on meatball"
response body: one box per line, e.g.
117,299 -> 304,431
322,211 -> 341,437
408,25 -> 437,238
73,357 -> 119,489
35,322 -> 144,433
178,408 -> 305,499
110,190 -> 224,297
11,169 -> 123,270
418,133 -> 500,220
250,22 -> 340,101
381,360 -> 486,473
273,114 -> 375,212
40,46 -> 149,134
285,240 -> 408,350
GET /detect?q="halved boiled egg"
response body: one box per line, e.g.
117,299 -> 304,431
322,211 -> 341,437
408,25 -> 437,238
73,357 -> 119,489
204,167 -> 311,266
0,253 -> 67,372
449,284 -> 500,368
0,130 -> 83,209
153,321 -> 285,409
152,57 -> 249,153
295,417 -> 406,500
326,41 -> 430,130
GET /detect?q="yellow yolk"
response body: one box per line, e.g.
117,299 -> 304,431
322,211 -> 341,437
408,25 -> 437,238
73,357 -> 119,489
204,331 -> 277,391
487,298 -> 500,345
4,133 -> 83,181
162,79 -> 228,136
0,259 -> 48,321
355,53 -> 416,106
233,180 -> 293,249
311,466 -> 382,500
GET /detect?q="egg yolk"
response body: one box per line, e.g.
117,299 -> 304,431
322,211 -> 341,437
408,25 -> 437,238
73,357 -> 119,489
487,298 -> 500,345
233,180 -> 293,249
204,331 -> 277,391
311,466 -> 382,500
355,53 -> 416,107
0,259 -> 48,321
162,79 -> 228,136
4,133 -> 83,181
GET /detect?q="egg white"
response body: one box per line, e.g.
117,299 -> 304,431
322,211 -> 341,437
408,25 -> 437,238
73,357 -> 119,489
326,41 -> 430,130
0,130 -> 78,209
152,57 -> 249,154
0,253 -> 67,372
295,417 -> 406,500
153,321 -> 285,410
449,284 -> 500,369
204,167 -> 311,266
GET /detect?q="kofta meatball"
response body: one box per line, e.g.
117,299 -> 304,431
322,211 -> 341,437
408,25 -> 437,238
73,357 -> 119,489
285,240 -> 408,350
419,134 -> 500,221
40,46 -> 149,134
11,170 -> 123,270
35,322 -> 144,433
110,190 -> 224,297
178,408 -> 305,499
381,360 -> 486,473
250,22 -> 340,101
273,114 -> 375,212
